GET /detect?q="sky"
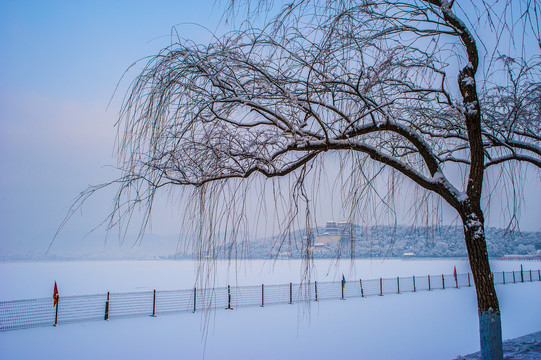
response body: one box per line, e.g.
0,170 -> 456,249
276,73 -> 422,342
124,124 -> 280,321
0,0 -> 540,258
0,0 -> 229,256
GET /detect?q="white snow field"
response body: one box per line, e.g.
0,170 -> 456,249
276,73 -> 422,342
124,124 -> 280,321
0,259 -> 539,359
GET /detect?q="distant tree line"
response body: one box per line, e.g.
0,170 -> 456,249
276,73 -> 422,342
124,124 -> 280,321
244,226 -> 541,259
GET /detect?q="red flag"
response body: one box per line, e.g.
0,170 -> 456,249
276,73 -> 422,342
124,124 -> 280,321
53,281 -> 59,307
453,266 -> 457,282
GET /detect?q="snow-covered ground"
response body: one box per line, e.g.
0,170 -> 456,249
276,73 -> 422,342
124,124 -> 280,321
0,259 -> 540,359
458,331 -> 541,359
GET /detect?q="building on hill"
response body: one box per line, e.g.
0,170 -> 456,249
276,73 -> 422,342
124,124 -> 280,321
314,220 -> 355,247
324,220 -> 354,237
314,235 -> 341,247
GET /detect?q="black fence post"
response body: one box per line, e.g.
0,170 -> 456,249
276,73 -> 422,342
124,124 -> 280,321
379,278 -> 383,296
289,282 -> 293,304
341,280 -> 345,300
151,290 -> 156,317
455,274 -> 458,289
442,274 -> 445,290
468,273 -> 471,287
538,270 -> 540,281
104,292 -> 110,321
413,276 -> 416,292
513,271 -> 516,283
503,271 -> 505,285
193,287 -> 197,313
530,270 -> 532,282
315,281 -> 318,302
54,295 -> 59,327
397,277 -> 400,294
226,285 -> 233,310
360,279 -> 364,297
428,275 -> 431,291
521,265 -> 524,282
261,284 -> 264,307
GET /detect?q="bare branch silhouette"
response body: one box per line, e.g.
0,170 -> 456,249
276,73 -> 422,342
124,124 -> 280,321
62,1 -> 540,358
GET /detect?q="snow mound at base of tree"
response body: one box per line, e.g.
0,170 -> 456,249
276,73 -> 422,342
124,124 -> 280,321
455,331 -> 541,359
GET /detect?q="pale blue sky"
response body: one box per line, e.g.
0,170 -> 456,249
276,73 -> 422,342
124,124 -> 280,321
1,1 -> 540,257
0,0 -> 227,255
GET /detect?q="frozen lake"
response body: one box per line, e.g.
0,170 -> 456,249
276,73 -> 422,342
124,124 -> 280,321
0,258 -> 539,300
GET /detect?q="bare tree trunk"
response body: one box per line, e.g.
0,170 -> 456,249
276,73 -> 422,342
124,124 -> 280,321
461,207 -> 503,360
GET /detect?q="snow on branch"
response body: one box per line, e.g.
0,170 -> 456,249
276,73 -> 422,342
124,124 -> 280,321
104,0 -> 540,247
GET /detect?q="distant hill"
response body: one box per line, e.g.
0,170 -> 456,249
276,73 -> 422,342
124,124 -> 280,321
246,225 -> 541,260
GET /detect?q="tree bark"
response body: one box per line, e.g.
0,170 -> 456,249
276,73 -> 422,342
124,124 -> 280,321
461,207 -> 503,360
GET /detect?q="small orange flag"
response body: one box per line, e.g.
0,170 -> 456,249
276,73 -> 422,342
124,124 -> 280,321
53,281 -> 59,307
453,266 -> 457,282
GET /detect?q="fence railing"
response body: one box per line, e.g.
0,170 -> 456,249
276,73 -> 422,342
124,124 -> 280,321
1,268 -> 539,332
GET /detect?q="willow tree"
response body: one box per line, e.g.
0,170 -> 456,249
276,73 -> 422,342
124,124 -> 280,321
87,0 -> 540,358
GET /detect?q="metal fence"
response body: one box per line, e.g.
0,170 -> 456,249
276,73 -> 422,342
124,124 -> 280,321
1,268 -> 539,332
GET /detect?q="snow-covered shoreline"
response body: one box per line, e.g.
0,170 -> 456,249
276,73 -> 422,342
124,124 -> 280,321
0,260 -> 539,359
1,283 -> 539,359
